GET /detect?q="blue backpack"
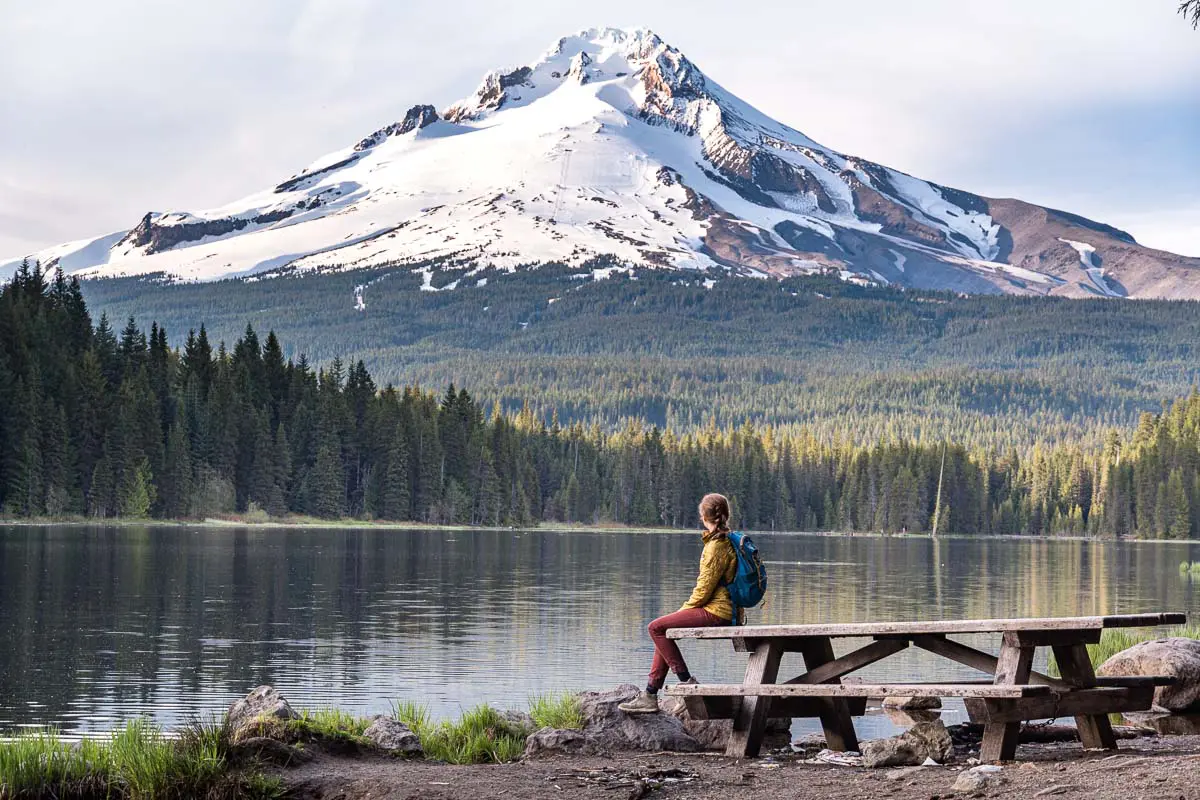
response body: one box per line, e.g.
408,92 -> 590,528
724,531 -> 767,622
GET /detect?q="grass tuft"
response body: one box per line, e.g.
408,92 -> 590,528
0,718 -> 281,800
393,702 -> 526,764
528,693 -> 584,731
0,729 -> 110,798
108,718 -> 182,798
232,708 -> 372,753
296,708 -> 371,739
392,701 -> 430,735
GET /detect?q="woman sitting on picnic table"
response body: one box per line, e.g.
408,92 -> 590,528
620,493 -> 742,714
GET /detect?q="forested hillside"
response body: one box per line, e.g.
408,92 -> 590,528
80,260 -> 1200,451
4,261 -> 1200,537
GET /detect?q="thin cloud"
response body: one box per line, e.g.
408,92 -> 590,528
1,0 -> 1197,257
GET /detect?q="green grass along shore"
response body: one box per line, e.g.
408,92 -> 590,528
0,694 -> 584,799
6,623 -> 1200,799
0,719 -> 282,800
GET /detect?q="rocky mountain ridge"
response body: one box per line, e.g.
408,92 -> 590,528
6,27 -> 1198,298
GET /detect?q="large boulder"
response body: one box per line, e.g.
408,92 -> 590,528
1123,711 -> 1200,736
861,736 -> 923,769
577,685 -> 703,752
524,685 -> 701,757
659,693 -> 791,751
227,686 -> 297,739
861,721 -> 953,768
524,728 -> 599,756
363,715 -> 422,756
1097,637 -> 1200,712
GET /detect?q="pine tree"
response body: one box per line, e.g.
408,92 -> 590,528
41,404 -> 73,514
3,377 -> 42,515
1182,0 -> 1199,29
118,317 -> 147,377
160,424 -> 193,518
381,431 -> 411,520
267,422 -> 291,517
118,457 -> 156,518
89,448 -> 115,517
263,331 -> 288,422
1166,468 -> 1191,539
306,429 -> 345,519
249,413 -> 278,513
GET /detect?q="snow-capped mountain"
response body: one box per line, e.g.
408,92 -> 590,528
8,27 -> 1200,298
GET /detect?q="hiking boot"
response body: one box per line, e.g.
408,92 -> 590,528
680,676 -> 699,685
618,691 -> 661,714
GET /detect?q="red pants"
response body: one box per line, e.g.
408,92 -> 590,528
647,607 -> 727,691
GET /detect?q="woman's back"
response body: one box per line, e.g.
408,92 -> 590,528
681,531 -> 736,621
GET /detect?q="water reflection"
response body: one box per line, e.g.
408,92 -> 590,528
0,526 -> 1196,739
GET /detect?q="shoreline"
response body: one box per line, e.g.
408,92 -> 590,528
1,516 -> 1196,544
1,515 -> 1197,544
6,692 -> 1200,800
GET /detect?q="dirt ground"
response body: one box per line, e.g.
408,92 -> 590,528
282,734 -> 1200,800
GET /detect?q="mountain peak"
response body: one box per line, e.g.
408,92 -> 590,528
442,26 -> 705,124
7,26 -> 1199,298
548,27 -> 665,57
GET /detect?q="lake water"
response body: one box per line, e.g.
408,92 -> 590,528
1,525 -> 1198,740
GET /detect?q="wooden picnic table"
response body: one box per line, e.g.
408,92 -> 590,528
664,612 -> 1185,762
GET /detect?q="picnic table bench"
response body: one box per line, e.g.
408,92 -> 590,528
664,612 -> 1185,762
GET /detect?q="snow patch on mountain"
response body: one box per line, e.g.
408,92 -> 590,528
1059,237 -> 1119,297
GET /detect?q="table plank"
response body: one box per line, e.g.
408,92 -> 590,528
689,695 -> 868,720
666,683 -> 1051,699
666,613 -> 1185,641
965,687 -> 1155,724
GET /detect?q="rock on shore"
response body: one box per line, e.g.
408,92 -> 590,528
363,716 -> 422,755
860,721 -> 953,768
1097,637 -> 1200,712
526,685 -> 702,756
525,684 -> 791,757
228,685 -> 298,738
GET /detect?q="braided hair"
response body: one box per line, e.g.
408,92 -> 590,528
699,493 -> 731,536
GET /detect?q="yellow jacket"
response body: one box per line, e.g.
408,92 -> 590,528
680,530 -> 737,621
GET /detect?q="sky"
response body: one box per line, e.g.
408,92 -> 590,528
2,0 -> 1198,258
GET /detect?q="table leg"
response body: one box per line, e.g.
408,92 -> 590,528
1052,643 -> 1118,751
800,637 -> 860,753
726,640 -> 783,758
981,640 -> 1034,762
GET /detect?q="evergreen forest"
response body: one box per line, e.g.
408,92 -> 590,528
4,260 -> 1200,538
80,258 -> 1200,451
